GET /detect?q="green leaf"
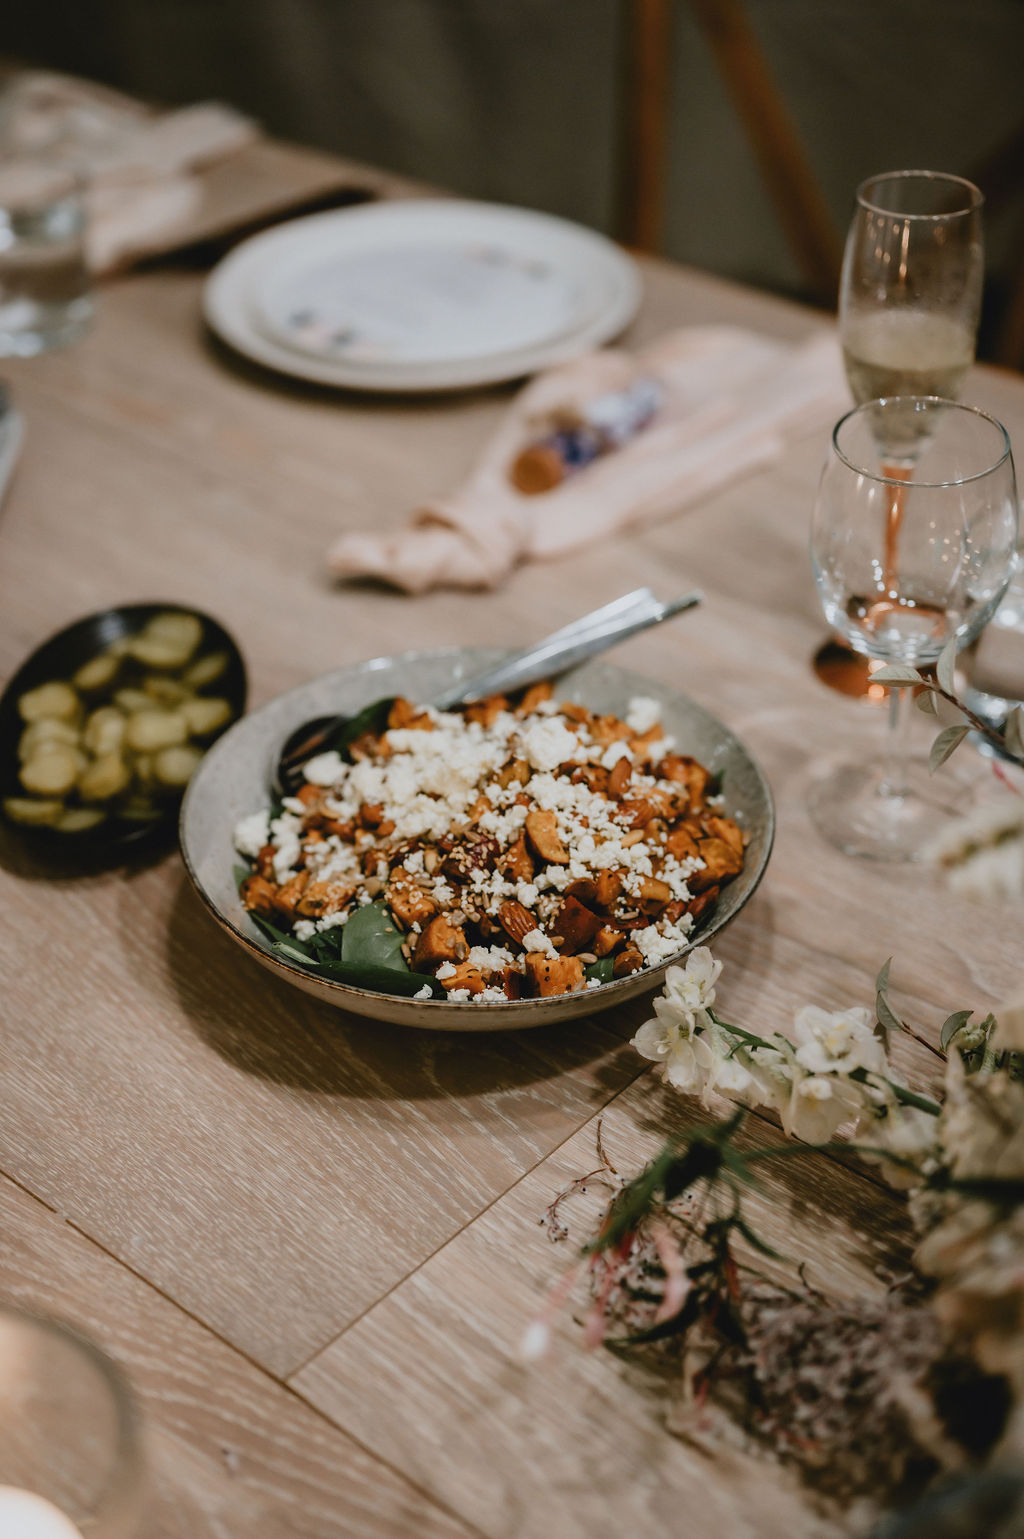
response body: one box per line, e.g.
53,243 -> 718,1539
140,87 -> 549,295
249,908 -> 443,997
1005,705 -> 1024,759
929,724 -> 969,773
585,957 -> 616,984
875,957 -> 892,996
869,664 -> 923,686
311,959 -> 443,997
915,688 -> 939,716
941,1009 -> 973,1051
233,863 -> 252,890
340,899 -> 410,972
249,912 -> 319,964
329,696 -> 395,762
936,636 -> 958,694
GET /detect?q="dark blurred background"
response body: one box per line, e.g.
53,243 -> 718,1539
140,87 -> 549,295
7,0 -> 1024,354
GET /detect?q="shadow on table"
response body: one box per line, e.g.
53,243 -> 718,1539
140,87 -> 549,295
162,872 -> 646,1104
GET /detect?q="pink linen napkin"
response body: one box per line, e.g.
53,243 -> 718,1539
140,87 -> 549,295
0,72 -> 257,273
328,325 -> 849,593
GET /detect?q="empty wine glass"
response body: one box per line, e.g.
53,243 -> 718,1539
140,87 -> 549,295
810,397 -> 1018,861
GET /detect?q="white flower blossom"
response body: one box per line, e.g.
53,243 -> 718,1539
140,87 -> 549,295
781,1071 -> 863,1144
791,1004 -> 887,1077
661,948 -> 722,1016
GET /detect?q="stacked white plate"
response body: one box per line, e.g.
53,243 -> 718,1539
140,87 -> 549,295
203,199 -> 641,392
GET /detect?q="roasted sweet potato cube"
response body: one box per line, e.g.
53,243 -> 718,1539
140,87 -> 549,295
516,681 -> 554,716
322,817 -> 356,841
295,879 -> 357,919
385,877 -> 439,931
702,814 -> 744,858
524,952 -> 585,997
503,966 -> 526,1000
413,915 -> 468,971
565,877 -> 599,907
525,808 -> 569,864
560,702 -> 591,725
497,834 -> 534,883
686,885 -> 719,927
692,836 -> 743,890
593,924 -> 624,957
255,843 -> 277,880
388,697 -> 434,731
613,947 -> 645,978
615,799 -> 653,831
359,802 -> 385,829
240,874 -> 279,919
295,783 -> 323,808
637,877 -> 672,915
628,724 -> 665,756
665,825 -> 701,863
494,756 -> 530,790
594,871 -> 624,912
553,895 -> 601,954
656,754 -> 711,811
438,961 -> 488,996
464,694 -> 508,728
588,713 -> 631,746
497,900 -> 536,947
274,870 -> 310,917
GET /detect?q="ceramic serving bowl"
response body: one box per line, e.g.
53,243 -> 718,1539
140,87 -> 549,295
0,603 -> 247,855
180,647 -> 774,1030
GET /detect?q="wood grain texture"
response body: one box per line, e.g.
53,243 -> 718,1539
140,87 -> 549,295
0,135 -> 1021,1535
294,1073 -> 912,1539
0,1173 -> 475,1539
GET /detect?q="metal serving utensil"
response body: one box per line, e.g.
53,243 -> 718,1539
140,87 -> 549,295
274,587 -> 701,794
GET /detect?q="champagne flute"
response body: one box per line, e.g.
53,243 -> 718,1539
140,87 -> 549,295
816,170 -> 984,695
809,397 -> 1017,861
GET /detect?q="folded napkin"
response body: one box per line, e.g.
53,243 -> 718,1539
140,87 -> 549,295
328,325 -> 849,593
0,72 -> 258,273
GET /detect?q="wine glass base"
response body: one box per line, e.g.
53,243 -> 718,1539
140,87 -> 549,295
812,637 -> 880,700
808,756 -> 964,862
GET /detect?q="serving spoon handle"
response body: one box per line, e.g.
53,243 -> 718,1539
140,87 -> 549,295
432,589 -> 702,710
276,587 -> 701,792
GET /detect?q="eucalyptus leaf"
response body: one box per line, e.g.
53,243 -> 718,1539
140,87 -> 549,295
936,636 -> 958,695
1005,705 -> 1024,759
929,724 -> 969,773
340,899 -> 410,972
940,1009 -> 973,1051
868,664 -> 923,686
914,689 -> 939,716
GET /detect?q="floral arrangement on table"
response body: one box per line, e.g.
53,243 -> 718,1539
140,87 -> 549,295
531,653 -> 1024,1528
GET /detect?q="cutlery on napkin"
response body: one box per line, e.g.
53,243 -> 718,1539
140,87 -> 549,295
327,325 -> 849,593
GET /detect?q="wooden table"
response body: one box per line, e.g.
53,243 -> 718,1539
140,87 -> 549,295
0,137 -> 1020,1539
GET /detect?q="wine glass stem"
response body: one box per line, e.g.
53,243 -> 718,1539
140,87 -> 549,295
880,685 -> 912,799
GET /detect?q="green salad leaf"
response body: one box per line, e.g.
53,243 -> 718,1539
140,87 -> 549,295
584,957 -> 616,984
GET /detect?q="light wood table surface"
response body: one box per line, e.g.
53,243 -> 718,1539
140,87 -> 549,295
0,136 -> 1020,1539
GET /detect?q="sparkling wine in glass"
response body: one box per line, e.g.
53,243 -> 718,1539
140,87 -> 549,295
809,397 -> 1017,861
816,171 -> 984,695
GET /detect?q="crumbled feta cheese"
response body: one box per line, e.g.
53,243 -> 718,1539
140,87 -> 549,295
634,922 -> 691,967
522,717 -> 581,772
626,695 -> 662,735
521,927 -> 557,957
413,983 -> 434,1000
601,740 -> 632,771
293,919 -> 317,942
436,961 -> 457,981
234,809 -> 270,858
516,880 -> 539,909
446,988 -> 471,1002
302,750 -> 345,786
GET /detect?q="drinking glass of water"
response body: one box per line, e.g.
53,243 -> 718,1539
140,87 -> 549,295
0,153 -> 93,356
810,397 -> 1017,861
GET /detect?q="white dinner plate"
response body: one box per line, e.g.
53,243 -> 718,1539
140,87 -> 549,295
203,199 -> 641,392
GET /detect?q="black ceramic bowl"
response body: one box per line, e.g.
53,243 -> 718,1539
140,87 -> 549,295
0,603 -> 247,854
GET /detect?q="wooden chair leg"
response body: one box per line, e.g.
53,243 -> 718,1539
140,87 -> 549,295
616,0 -> 674,252
688,0 -> 842,305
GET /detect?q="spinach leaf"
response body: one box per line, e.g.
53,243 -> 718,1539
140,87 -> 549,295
585,957 -> 616,984
341,899 -> 410,972
318,696 -> 394,763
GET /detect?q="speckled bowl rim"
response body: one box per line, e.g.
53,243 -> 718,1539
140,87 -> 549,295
179,647 -> 774,1030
